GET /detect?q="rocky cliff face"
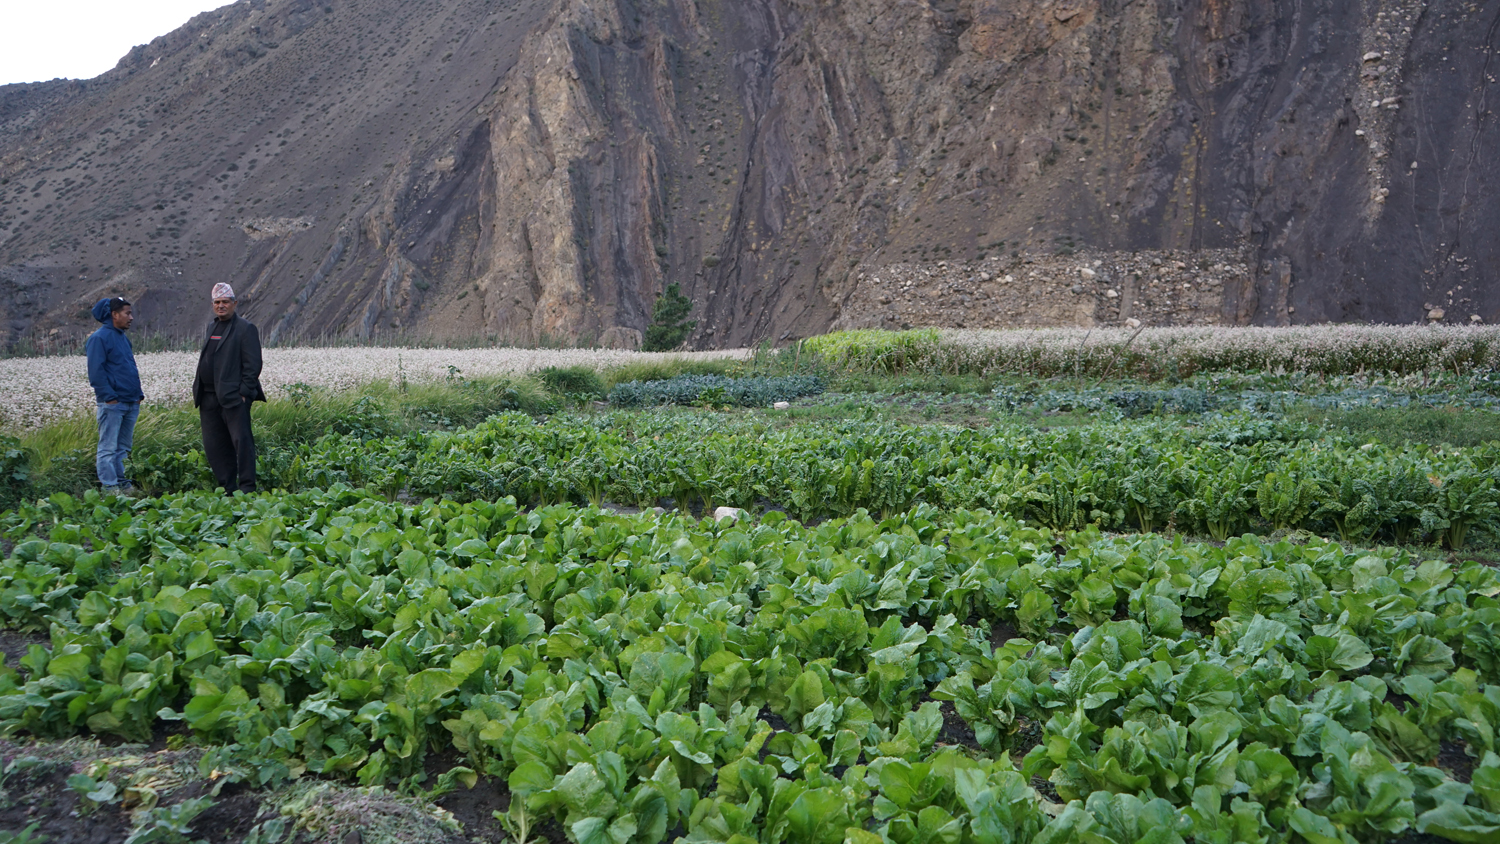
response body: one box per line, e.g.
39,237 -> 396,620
1,0 -> 1496,350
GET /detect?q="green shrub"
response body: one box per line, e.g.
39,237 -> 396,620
642,284 -> 696,352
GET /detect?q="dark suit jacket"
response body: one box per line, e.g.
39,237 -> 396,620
192,314 -> 268,408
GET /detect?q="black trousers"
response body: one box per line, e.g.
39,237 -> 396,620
200,392 -> 257,493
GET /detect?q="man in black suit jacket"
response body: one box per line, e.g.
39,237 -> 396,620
192,283 -> 268,494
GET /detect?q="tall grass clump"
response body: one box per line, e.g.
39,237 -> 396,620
537,366 -> 607,399
799,326 -> 1500,379
799,329 -> 943,373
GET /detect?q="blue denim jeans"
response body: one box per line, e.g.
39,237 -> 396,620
95,401 -> 140,488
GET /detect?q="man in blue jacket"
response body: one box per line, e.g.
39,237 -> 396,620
85,297 -> 144,494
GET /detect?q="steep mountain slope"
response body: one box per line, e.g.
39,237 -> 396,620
1,0 -> 1496,349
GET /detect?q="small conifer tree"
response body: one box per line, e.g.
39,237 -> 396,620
643,283 -> 696,351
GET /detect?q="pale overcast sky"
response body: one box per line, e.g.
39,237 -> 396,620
0,1 -> 233,85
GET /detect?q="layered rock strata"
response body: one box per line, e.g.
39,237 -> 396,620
1,0 -> 1495,349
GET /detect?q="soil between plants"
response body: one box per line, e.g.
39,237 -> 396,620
0,628 -> 49,672
191,782 -> 271,844
0,759 -> 132,844
420,748 -> 567,844
935,700 -> 980,750
1437,739 -> 1475,784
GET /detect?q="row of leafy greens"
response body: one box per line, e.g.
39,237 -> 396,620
2,488 -> 1499,843
129,411 -> 1500,548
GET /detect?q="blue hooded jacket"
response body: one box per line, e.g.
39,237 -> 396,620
85,299 -> 143,404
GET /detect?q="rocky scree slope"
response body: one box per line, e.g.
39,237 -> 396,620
0,0 -> 1496,350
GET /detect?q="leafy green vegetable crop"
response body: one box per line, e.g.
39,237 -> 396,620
0,435 -> 29,510
990,382 -> 1500,421
224,412 -> 1500,548
2,489 -> 1498,843
608,376 -> 826,409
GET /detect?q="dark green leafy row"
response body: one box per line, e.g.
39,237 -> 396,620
988,384 -> 1500,419
2,490 -> 1499,843
130,412 -> 1500,548
607,376 -> 826,408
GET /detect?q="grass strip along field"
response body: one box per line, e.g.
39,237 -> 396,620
3,490 -> 1500,844
124,411 -> 1500,550
801,327 -> 1500,380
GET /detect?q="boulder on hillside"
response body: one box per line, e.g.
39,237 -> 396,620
599,326 -> 643,350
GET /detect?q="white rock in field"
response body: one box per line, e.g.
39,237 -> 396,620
713,506 -> 747,522
773,401 -> 791,410
1363,51 -> 1383,62
1079,267 -> 1096,278
1428,307 -> 1445,321
979,271 -> 992,282
1472,315 -> 1483,323
1002,274 -> 1015,283
1105,289 -> 1119,299
1125,318 -> 1142,328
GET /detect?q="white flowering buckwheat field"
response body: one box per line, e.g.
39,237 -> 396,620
4,326 -> 1497,430
0,346 -> 747,430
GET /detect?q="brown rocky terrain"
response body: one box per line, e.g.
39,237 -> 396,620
1,0 -> 1496,350
835,248 -> 1248,332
